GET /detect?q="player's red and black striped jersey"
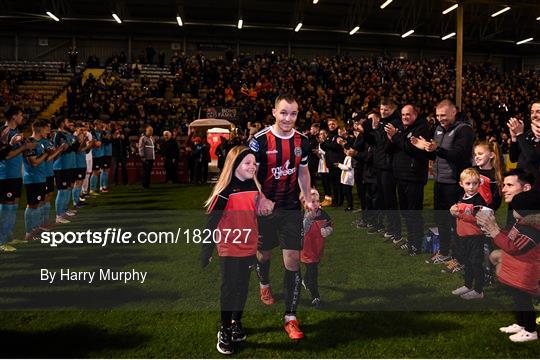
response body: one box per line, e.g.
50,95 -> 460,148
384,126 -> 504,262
249,126 -> 309,210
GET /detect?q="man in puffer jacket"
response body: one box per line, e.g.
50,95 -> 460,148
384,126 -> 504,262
476,190 -> 540,343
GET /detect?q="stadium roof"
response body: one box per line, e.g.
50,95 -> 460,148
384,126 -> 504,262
1,0 -> 539,55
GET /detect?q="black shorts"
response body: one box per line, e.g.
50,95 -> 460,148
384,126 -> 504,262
92,157 -> 103,171
54,170 -> 74,190
74,168 -> 86,181
26,182 -> 46,206
45,176 -> 55,194
258,209 -> 304,251
101,156 -> 111,169
0,178 -> 23,201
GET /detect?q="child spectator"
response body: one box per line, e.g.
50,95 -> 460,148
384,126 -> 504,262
449,168 -> 489,299
300,188 -> 333,308
202,145 -> 261,355
473,140 -> 503,210
336,147 -> 356,211
473,140 -> 504,283
317,129 -> 332,207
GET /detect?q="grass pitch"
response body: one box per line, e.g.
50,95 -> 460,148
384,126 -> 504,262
0,182 -> 538,358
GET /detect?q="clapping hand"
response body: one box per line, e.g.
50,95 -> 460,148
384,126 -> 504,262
410,136 -> 435,151
507,117 -> 524,140
384,123 -> 398,139
9,135 -> 23,146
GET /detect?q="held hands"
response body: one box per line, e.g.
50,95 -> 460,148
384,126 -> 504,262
256,195 -> 275,216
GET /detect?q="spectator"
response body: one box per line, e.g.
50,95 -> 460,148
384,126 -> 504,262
508,102 -> 540,185
412,99 -> 475,271
500,168 -> 535,227
307,123 -> 320,187
112,126 -> 129,185
160,130 -> 180,183
385,104 -> 432,255
321,118 -> 344,207
476,190 -> 540,343
363,98 -> 401,239
138,125 -> 155,189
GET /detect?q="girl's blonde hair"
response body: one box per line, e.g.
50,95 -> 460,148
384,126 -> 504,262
204,145 -> 261,210
474,140 -> 503,191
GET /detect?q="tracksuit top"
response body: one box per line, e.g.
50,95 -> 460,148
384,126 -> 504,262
432,120 -> 475,184
475,167 -> 502,211
102,130 -> 113,156
389,117 -> 432,184
23,137 -> 46,184
205,176 -> 259,257
300,209 -> 332,264
53,130 -> 78,170
455,192 -> 486,237
494,214 -> 540,295
249,127 -> 309,210
338,156 -> 355,186
39,138 -> 55,177
92,130 -> 104,158
509,130 -> 540,186
0,126 -> 23,179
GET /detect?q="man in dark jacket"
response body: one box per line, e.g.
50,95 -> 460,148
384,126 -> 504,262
351,113 -> 367,225
508,102 -> 540,186
363,98 -> 401,239
321,118 -> 344,207
412,99 -> 475,267
112,126 -> 129,185
160,130 -> 180,183
385,105 -> 432,255
307,123 -> 320,188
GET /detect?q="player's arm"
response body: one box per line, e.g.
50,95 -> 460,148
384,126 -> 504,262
298,165 -> 313,209
298,138 -> 313,209
47,143 -> 68,161
77,134 -> 89,152
26,147 -> 49,167
249,136 -> 274,215
6,140 -> 35,160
